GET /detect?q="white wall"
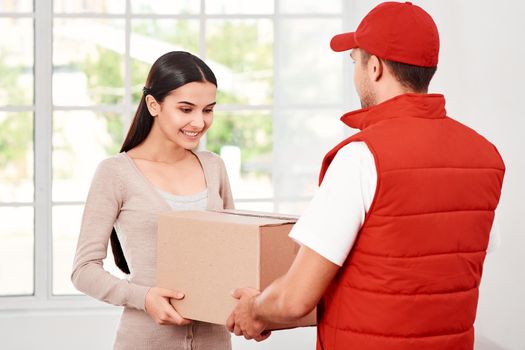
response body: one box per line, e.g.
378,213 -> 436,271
2,1 -> 524,349
423,1 -> 525,349
0,309 -> 317,349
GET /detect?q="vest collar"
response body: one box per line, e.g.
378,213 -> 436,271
341,93 -> 447,130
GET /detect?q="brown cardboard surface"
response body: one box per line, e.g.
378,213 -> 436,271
156,210 -> 316,330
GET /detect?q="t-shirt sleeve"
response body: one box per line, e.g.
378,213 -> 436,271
289,142 -> 377,266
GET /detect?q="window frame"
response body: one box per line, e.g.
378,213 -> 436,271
0,0 -> 350,310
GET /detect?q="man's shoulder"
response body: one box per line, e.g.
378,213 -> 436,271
337,141 -> 373,159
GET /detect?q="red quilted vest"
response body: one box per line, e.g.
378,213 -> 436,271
316,94 -> 505,350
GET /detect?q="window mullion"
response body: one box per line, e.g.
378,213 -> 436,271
272,0 -> 279,213
34,0 -> 54,301
124,0 -> 132,128
342,0 -> 356,138
198,0 -> 207,151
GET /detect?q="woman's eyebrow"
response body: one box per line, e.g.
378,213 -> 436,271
177,101 -> 216,107
177,101 -> 196,106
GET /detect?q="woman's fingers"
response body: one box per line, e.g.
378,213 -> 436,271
162,303 -> 192,326
158,293 -> 191,325
145,287 -> 191,326
157,287 -> 185,300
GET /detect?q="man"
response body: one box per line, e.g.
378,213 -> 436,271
226,2 -> 505,349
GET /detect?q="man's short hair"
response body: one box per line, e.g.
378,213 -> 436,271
361,50 -> 437,93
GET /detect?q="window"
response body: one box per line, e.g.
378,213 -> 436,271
0,0 -> 347,306
0,0 -> 34,297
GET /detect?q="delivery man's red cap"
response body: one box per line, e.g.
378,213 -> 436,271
330,1 -> 439,67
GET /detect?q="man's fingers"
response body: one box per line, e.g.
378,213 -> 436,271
255,331 -> 272,342
231,287 -> 261,300
226,314 -> 235,332
231,288 -> 243,300
233,324 -> 243,337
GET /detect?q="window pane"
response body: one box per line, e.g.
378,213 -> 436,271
131,0 -> 199,14
0,112 -> 33,202
53,111 -> 125,202
280,0 -> 342,14
206,110 -> 273,199
276,201 -> 310,216
54,0 -> 125,13
273,109 -> 344,199
0,18 -> 33,106
53,205 -> 123,295
0,207 -> 33,295
53,19 -> 125,106
207,20 -> 273,105
130,20 -> 199,103
235,201 -> 274,213
206,0 -> 273,14
277,19 -> 343,105
0,0 -> 32,12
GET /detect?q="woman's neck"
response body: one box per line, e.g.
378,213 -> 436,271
130,127 -> 190,164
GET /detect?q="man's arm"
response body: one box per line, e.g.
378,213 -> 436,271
226,142 -> 376,340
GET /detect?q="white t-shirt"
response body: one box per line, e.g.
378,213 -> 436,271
289,142 -> 500,266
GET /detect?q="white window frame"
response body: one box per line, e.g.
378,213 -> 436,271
0,0 -> 351,310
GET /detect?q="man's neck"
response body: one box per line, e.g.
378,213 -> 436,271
375,83 -> 425,105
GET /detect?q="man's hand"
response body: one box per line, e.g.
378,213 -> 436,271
226,288 -> 272,342
144,287 -> 192,326
226,246 -> 338,341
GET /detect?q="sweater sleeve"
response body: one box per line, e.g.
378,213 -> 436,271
218,156 -> 235,210
71,158 -> 150,310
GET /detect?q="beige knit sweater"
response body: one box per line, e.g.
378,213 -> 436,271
71,151 -> 234,350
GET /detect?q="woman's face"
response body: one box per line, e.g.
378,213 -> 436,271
150,81 -> 217,150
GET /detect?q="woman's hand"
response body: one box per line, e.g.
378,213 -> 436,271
145,287 -> 192,326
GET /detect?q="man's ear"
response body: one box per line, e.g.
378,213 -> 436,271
145,95 -> 160,117
368,55 -> 383,82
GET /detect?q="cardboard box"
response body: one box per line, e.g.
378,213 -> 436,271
156,209 -> 316,330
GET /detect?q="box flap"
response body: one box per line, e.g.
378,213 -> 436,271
212,209 -> 298,225
160,210 -> 297,227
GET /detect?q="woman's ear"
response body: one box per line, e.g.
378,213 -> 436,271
145,95 -> 160,117
368,55 -> 383,82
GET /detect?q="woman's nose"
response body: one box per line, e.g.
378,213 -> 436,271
190,112 -> 205,129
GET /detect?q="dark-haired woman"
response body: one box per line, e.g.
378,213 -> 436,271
71,51 -> 233,349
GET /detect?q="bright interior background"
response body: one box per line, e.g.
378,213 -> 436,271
0,0 -> 523,349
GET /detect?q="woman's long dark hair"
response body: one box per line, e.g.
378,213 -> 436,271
111,51 -> 217,274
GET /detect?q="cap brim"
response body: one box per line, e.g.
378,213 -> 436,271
330,32 -> 357,52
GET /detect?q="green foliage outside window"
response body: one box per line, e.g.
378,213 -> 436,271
0,20 -> 274,178
0,54 -> 32,180
206,112 -> 272,174
80,20 -> 273,175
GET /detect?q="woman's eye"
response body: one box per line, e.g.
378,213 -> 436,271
181,108 -> 192,113
204,109 -> 214,114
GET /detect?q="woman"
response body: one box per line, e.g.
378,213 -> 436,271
71,51 -> 234,349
